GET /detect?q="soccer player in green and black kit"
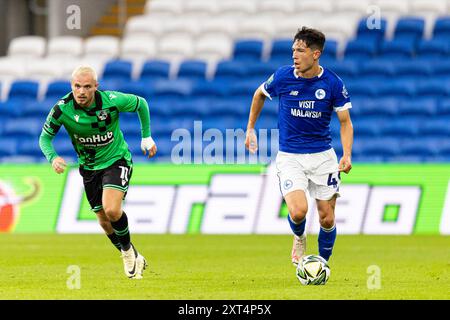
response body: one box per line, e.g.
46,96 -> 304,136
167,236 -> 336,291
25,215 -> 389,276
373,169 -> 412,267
39,66 -> 157,279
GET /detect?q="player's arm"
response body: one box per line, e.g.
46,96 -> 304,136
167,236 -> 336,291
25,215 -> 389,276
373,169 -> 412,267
245,85 -> 267,154
39,105 -> 67,174
113,91 -> 157,158
336,109 -> 353,174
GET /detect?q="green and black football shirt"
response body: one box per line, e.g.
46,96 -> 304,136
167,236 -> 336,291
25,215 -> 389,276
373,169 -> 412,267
39,90 -> 151,170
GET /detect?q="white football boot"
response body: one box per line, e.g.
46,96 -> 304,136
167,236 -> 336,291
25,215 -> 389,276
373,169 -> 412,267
134,253 -> 148,280
291,234 -> 307,266
121,244 -> 138,278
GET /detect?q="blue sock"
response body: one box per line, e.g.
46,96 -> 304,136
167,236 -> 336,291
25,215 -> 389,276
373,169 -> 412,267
318,224 -> 336,261
287,214 -> 306,237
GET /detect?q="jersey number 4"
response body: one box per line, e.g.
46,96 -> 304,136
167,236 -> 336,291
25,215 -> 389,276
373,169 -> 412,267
327,172 -> 341,188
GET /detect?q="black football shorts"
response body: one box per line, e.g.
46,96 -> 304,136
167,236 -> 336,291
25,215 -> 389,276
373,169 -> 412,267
79,158 -> 133,213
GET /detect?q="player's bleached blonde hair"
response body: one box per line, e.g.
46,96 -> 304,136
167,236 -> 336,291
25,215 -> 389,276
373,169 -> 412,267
71,65 -> 98,81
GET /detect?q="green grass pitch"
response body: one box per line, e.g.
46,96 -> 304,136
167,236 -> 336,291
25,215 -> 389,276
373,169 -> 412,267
0,234 -> 448,300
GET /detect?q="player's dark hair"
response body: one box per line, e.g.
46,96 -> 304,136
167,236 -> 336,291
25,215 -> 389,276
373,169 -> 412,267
294,27 -> 326,52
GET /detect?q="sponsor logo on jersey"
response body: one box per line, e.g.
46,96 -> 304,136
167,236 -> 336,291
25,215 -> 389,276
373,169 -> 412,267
73,131 -> 114,147
342,85 -> 349,99
290,90 -> 299,96
315,89 -> 326,100
74,115 -> 79,122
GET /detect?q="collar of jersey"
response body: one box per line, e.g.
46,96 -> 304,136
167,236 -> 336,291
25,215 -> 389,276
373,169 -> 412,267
293,65 -> 324,80
72,91 -> 103,113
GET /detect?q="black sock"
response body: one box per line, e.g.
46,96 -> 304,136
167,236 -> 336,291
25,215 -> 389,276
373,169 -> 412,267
107,232 -> 122,252
110,211 -> 131,251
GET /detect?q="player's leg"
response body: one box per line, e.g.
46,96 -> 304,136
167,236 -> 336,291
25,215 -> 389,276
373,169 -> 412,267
284,190 -> 308,266
276,151 -> 309,266
102,159 -> 147,279
316,195 -> 337,261
96,209 -> 121,251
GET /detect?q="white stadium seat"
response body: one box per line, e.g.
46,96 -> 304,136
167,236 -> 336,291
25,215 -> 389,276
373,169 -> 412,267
8,36 -> 46,59
156,34 -> 195,62
235,17 -> 276,42
25,58 -> 64,81
273,15 -> 318,40
199,17 -> 239,38
124,15 -> 166,38
47,36 -> 83,59
216,0 -> 257,18
144,0 -> 183,16
194,33 -> 234,63
258,0 -> 295,18
120,35 -> 157,62
162,18 -> 202,38
183,0 -> 218,17
83,36 -> 120,62
296,0 -> 334,15
410,0 -> 448,38
375,0 -> 411,39
335,0 -> 373,17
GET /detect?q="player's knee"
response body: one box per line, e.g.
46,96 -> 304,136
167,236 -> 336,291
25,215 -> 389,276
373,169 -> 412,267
288,204 -> 308,223
103,206 -> 121,222
319,215 -> 335,229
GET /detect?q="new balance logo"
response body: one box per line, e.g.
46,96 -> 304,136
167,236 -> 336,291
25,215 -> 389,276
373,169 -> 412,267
290,91 -> 299,96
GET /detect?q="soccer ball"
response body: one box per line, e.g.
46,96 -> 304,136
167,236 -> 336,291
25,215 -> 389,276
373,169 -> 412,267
296,254 -> 330,285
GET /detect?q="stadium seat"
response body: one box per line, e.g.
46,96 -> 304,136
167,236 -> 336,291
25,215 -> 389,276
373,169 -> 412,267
84,36 -> 120,61
379,118 -> 420,137
376,80 -> 416,99
438,99 -> 450,115
335,0 -> 372,16
379,38 -> 416,59
124,15 -> 165,38
324,60 -> 359,80
194,33 -> 233,63
191,80 -> 230,98
102,60 -> 133,82
344,38 -> 379,61
236,17 -> 275,43
213,60 -> 249,82
269,39 -> 293,64
0,138 -> 17,156
415,80 -> 449,98
358,137 -> 401,157
183,0 -> 218,17
8,36 -> 46,59
357,98 -> 399,117
352,118 -> 381,137
245,61 -> 277,84
392,60 -> 432,79
25,59 -> 64,82
144,0 -> 183,16
2,118 -> 42,137
418,118 -> 450,137
45,80 -> 71,100
0,58 -> 26,81
176,60 -> 208,81
18,138 -> 43,157
120,35 -> 157,63
152,79 -> 193,102
355,17 -> 388,42
433,16 -> 450,40
258,0 -> 295,18
399,137 -> 440,157
296,0 -> 333,15
232,40 -> 264,62
430,59 -> 450,81
116,81 -> 154,99
8,80 -> 39,100
317,15 -> 359,46
47,36 -> 84,59
345,79 -> 378,98
398,98 -> 437,116
217,0 -> 257,17
21,99 -> 53,118
272,15 -> 315,40
416,38 -> 450,58
156,34 -> 194,62
139,60 -> 171,81
321,39 -> 338,60
393,17 -> 425,41
199,17 -> 239,38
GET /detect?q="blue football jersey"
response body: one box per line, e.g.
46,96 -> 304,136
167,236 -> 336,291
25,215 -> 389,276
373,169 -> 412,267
261,65 -> 351,154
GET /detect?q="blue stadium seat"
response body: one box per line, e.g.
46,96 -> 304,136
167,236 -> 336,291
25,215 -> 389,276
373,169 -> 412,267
116,81 -> 154,99
3,118 -> 42,137
18,137 -> 43,157
45,80 -> 71,100
357,98 -> 399,117
139,60 -> 171,81
232,39 -> 264,61
352,118 -> 381,137
438,99 -> 450,115
433,16 -> 450,40
393,17 -> 425,42
356,17 -> 387,42
21,98 -> 53,118
376,80 -> 416,99
0,98 -> 32,117
418,118 -> 450,137
191,80 -> 230,98
399,138 -> 440,157
170,98 -> 211,118
177,60 -> 208,81
269,39 -> 293,64
152,79 -> 193,102
324,60 -> 359,81
8,80 -> 39,100
344,38 -> 379,61
358,137 -> 401,157
429,60 -> 450,81
416,39 -> 450,59
379,118 -> 420,137
228,80 -> 259,103
345,79 -> 378,98
392,61 -> 432,79
0,138 -> 17,156
213,60 -> 249,82
321,39 -> 338,60
98,78 -> 127,91
379,38 -> 416,59
102,59 -> 133,82
359,59 -> 396,81
397,98 -> 437,116
416,81 -> 449,98
207,97 -> 249,117
245,61 -> 277,84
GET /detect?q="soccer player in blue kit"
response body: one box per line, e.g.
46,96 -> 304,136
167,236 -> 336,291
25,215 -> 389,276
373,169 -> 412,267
245,27 -> 353,266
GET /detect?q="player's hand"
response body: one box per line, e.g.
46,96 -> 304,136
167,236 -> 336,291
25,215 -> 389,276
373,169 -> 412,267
52,157 -> 67,174
245,129 -> 258,154
141,136 -> 157,158
338,155 -> 352,174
